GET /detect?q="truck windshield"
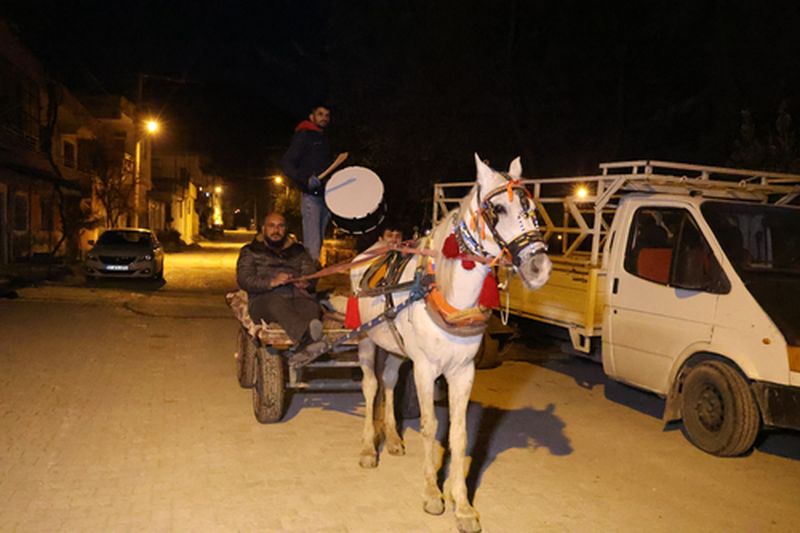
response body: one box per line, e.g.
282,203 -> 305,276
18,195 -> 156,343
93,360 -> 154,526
702,201 -> 800,276
702,200 -> 800,345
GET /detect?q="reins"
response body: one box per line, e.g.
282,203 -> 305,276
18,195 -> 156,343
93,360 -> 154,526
276,239 -> 511,287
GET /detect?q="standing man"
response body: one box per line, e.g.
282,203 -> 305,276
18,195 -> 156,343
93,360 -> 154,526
281,104 -> 348,264
236,212 -> 327,363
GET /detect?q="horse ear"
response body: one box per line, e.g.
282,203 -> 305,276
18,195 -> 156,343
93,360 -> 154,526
508,156 -> 522,178
474,153 -> 494,187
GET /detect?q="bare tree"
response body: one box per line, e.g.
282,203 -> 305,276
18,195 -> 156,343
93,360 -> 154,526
93,148 -> 134,228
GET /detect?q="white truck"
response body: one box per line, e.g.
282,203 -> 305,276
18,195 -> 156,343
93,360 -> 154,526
433,160 -> 800,456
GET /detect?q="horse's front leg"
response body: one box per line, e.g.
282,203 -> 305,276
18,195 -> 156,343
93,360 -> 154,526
358,338 -> 380,468
381,353 -> 405,456
414,360 -> 444,516
445,362 -> 481,533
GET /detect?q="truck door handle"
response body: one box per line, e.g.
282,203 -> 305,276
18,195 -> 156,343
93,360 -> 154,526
612,278 -> 619,294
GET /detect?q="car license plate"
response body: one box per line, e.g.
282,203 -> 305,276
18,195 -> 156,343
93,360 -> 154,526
106,265 -> 129,271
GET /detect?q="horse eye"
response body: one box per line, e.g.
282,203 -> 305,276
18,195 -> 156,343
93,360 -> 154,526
492,204 -> 506,215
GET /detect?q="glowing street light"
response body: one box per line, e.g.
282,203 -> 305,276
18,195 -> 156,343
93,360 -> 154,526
145,119 -> 160,134
575,185 -> 589,200
214,185 -> 223,194
273,175 -> 283,185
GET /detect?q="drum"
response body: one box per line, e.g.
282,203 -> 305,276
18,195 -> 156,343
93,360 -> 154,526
324,166 -> 386,234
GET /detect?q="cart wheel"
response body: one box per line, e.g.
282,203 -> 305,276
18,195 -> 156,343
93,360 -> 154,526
236,327 -> 257,388
253,348 -> 286,423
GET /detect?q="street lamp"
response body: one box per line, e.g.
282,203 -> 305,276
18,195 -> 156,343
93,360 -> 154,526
133,118 -> 161,227
213,185 -> 223,226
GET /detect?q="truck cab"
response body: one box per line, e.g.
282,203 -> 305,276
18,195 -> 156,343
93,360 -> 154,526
605,194 -> 800,455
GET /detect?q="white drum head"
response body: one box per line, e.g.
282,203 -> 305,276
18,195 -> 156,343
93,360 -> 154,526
325,166 -> 384,218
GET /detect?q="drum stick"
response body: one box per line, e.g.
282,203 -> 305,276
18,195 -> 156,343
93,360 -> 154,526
318,152 -> 349,180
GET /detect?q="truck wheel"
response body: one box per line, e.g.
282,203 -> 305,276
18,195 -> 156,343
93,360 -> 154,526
474,333 -> 502,369
253,348 -> 286,423
681,360 -> 760,456
236,327 -> 256,388
397,361 -> 420,419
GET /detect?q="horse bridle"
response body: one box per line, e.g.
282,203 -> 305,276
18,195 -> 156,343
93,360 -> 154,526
456,172 -> 547,266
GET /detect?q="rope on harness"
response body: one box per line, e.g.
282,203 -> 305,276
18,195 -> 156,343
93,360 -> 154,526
328,269 -> 434,350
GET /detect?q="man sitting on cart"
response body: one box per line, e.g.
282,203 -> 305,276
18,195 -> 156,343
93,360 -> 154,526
236,212 -> 328,366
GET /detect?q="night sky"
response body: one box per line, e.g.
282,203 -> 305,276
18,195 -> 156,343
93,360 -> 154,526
3,1 -> 800,228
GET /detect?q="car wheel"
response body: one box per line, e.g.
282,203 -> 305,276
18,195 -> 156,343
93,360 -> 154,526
681,360 -> 760,456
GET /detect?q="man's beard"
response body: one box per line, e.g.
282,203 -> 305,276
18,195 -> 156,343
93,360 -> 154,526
265,234 -> 286,248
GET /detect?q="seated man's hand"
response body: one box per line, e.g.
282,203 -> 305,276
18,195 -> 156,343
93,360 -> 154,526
293,279 -> 310,289
271,272 -> 292,288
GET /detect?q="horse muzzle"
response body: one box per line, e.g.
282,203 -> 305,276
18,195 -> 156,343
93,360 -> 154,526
515,243 -> 552,290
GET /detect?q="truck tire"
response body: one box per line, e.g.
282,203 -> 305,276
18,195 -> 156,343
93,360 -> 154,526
474,332 -> 502,369
253,348 -> 286,423
397,361 -> 420,419
681,360 -> 760,456
236,328 -> 257,388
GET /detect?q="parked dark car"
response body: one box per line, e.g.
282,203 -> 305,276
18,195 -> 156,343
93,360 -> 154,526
84,228 -> 164,280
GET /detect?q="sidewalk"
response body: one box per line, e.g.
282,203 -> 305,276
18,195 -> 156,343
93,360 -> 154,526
0,261 -> 84,298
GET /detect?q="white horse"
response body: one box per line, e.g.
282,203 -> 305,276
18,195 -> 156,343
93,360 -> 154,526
350,154 -> 552,533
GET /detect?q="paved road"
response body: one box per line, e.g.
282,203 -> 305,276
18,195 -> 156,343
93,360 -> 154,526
1,233 -> 799,532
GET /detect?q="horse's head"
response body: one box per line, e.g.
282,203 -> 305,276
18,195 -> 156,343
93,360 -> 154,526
464,154 -> 552,290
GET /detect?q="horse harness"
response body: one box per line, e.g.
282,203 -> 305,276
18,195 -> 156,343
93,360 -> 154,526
333,172 -> 549,351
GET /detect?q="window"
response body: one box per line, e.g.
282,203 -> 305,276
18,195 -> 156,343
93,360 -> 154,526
97,230 -> 153,247
624,207 -> 729,293
13,194 -> 28,231
624,208 -> 682,284
0,58 -> 40,146
40,195 -> 55,231
63,140 -> 76,168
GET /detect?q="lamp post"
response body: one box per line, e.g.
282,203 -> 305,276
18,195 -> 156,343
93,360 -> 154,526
133,118 -> 160,227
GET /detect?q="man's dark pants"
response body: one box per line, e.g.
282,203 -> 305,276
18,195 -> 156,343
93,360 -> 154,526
249,292 -> 321,343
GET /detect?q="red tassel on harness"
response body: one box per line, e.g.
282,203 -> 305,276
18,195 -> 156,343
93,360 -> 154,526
478,273 -> 500,309
461,259 -> 476,270
442,233 -> 460,258
344,296 -> 362,329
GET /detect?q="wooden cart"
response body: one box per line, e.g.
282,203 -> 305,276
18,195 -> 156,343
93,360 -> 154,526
227,290 -> 418,423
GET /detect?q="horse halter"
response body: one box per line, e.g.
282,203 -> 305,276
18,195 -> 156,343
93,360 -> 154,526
458,172 -> 547,265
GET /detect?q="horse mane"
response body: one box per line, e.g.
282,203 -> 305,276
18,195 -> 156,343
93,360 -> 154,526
435,186 -> 482,305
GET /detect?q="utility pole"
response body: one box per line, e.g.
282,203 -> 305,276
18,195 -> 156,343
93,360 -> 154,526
133,73 -> 187,227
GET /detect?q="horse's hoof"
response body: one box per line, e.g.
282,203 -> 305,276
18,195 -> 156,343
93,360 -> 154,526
423,497 -> 445,516
456,515 -> 482,533
386,441 -> 405,456
359,453 -> 378,469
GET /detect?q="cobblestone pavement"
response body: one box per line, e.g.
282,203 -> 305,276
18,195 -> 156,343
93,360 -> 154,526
1,238 -> 799,532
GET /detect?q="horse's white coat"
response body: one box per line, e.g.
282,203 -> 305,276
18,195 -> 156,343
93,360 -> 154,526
350,155 -> 551,533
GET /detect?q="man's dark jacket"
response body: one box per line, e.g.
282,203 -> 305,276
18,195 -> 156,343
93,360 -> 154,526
280,120 -> 331,196
236,234 -> 317,308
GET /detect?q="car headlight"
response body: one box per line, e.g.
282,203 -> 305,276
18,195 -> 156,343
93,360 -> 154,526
142,254 -> 153,261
